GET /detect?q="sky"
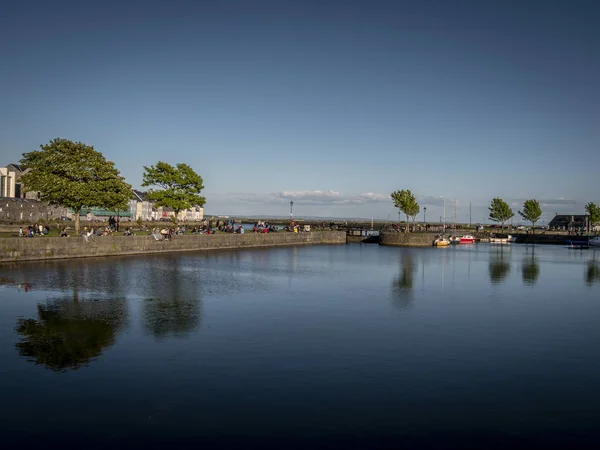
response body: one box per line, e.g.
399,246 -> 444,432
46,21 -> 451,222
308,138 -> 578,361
1,0 -> 598,223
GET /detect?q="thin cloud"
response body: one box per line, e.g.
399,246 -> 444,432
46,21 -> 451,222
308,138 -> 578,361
230,190 -> 391,206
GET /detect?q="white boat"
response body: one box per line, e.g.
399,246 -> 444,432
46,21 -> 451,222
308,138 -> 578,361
489,234 -> 516,244
590,236 -> 600,247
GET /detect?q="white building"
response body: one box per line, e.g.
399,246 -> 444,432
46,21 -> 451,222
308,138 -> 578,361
0,167 -> 17,198
129,190 -> 155,221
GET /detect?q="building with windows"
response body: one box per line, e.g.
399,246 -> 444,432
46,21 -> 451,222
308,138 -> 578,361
0,167 -> 17,198
548,214 -> 588,230
129,189 -> 155,221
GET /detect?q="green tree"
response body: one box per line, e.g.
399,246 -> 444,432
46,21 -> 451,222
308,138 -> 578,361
19,138 -> 131,234
488,197 -> 514,230
391,189 -> 420,232
142,162 -> 206,223
585,202 -> 600,230
518,199 -> 543,234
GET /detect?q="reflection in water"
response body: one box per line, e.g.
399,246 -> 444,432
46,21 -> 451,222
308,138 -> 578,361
522,248 -> 540,286
586,262 -> 600,286
489,248 -> 511,285
15,297 -> 127,372
392,252 -> 415,310
142,258 -> 202,340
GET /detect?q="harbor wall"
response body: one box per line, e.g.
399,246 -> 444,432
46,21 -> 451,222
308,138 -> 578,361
379,232 -> 437,247
0,231 -> 347,263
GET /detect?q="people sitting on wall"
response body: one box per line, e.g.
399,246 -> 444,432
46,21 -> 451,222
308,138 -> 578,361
123,227 -> 134,236
236,225 -> 244,234
60,228 -> 69,237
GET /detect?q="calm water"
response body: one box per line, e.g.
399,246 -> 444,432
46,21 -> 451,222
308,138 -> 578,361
1,244 -> 600,449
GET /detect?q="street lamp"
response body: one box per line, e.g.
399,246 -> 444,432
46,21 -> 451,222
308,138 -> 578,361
290,201 -> 294,221
424,207 -> 427,224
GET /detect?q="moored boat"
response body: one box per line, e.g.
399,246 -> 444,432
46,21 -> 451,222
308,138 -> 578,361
566,240 -> 589,250
433,236 -> 450,247
590,236 -> 600,247
489,234 -> 516,244
459,234 -> 475,244
449,235 -> 460,244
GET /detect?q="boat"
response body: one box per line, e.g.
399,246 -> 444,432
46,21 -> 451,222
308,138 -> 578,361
590,236 -> 600,247
489,233 -> 516,244
433,236 -> 450,247
566,240 -> 589,250
449,235 -> 460,244
459,234 -> 475,244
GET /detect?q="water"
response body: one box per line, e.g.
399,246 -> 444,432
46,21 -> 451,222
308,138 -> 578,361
1,244 -> 599,449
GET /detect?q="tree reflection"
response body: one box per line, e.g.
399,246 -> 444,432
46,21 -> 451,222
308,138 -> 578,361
142,257 -> 202,339
585,262 -> 600,286
522,248 -> 540,286
392,252 -> 415,310
15,297 -> 127,372
489,249 -> 511,285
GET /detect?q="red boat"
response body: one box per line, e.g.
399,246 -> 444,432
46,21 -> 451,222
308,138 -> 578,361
459,235 -> 475,244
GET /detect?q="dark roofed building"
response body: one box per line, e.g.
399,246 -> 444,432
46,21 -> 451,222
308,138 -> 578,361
548,214 -> 588,229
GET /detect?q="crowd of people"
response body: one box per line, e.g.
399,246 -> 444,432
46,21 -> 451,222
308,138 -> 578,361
18,223 -> 50,237
14,217 -> 311,241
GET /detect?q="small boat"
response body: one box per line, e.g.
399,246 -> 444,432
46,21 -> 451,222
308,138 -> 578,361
433,236 -> 450,247
459,234 -> 475,244
489,234 -> 516,244
589,236 -> 600,247
449,235 -> 460,244
566,240 -> 589,250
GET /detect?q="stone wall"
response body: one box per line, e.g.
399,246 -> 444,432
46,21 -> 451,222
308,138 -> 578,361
0,197 -> 68,223
0,231 -> 347,263
379,231 -> 437,247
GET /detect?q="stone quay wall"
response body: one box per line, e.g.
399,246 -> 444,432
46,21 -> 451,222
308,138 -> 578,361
379,231 -> 437,247
0,231 -> 347,263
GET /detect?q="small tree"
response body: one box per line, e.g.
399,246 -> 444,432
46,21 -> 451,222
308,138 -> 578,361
391,190 -> 420,232
518,199 -> 542,234
20,138 -> 131,234
142,162 -> 206,224
585,202 -> 600,231
488,197 -> 514,231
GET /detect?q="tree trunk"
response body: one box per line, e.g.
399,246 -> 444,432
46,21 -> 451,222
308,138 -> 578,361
74,209 -> 81,235
405,214 -> 410,233
532,221 -> 535,235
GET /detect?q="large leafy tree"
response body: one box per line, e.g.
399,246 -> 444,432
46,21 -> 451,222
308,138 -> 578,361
142,162 -> 206,222
518,199 -> 543,234
19,138 -> 131,234
391,189 -> 420,232
585,202 -> 600,229
488,197 -> 514,230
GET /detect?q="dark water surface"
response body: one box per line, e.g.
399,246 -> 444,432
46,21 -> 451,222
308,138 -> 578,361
1,244 -> 600,449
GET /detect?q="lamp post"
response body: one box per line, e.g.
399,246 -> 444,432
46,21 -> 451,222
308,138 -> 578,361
424,207 -> 427,225
290,201 -> 294,221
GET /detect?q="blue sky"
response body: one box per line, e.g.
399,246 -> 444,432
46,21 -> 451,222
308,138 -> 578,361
1,0 -> 598,223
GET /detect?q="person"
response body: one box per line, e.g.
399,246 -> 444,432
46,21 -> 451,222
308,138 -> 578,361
60,228 -> 69,237
19,227 -> 24,237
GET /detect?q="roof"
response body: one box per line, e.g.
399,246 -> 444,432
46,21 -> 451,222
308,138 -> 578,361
6,163 -> 24,172
548,214 -> 588,227
132,189 -> 149,201
77,208 -> 133,217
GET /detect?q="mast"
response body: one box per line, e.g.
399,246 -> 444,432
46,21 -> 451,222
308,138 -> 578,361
443,197 -> 446,233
